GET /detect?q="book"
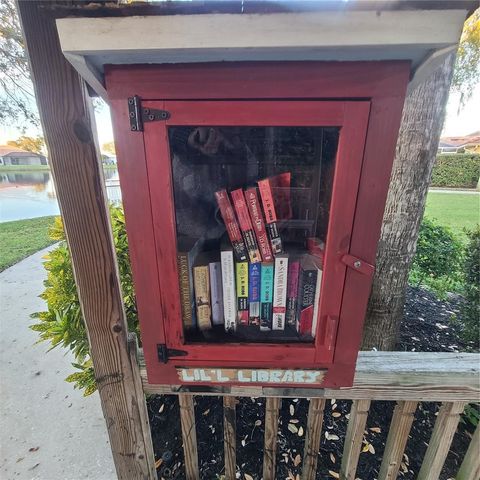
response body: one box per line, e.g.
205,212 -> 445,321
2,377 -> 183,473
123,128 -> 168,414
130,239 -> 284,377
257,178 -> 283,255
209,261 -> 224,326
245,187 -> 273,262
248,263 -> 261,325
311,268 -> 323,339
260,262 -> 274,331
231,188 -> 262,264
285,259 -> 300,328
297,255 -> 322,336
177,236 -> 204,330
272,254 -> 289,330
215,189 -> 248,262
221,247 -> 237,332
193,255 -> 213,331
236,261 -> 249,325
269,172 -> 292,221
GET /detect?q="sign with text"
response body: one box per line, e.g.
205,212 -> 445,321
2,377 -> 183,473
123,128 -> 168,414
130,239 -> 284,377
177,368 -> 326,385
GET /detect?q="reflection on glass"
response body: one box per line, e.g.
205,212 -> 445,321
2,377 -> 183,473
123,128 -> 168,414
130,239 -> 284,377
170,126 -> 339,344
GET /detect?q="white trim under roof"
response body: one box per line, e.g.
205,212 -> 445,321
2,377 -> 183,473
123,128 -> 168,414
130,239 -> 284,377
56,9 -> 469,100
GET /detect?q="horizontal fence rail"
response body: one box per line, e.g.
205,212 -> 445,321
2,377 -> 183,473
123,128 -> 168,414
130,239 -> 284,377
134,348 -> 480,480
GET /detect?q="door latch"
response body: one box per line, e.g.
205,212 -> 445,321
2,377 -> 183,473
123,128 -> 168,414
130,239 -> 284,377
341,254 -> 375,277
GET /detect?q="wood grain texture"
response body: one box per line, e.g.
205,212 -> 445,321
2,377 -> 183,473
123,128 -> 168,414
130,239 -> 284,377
377,401 -> 417,480
340,399 -> 371,480
302,398 -> 326,480
262,397 -> 281,480
223,396 -> 237,479
456,423 -> 480,480
417,401 -> 467,480
178,395 -> 199,480
17,2 -> 156,479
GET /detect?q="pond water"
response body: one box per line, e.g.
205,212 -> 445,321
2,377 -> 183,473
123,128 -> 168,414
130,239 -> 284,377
0,168 -> 121,222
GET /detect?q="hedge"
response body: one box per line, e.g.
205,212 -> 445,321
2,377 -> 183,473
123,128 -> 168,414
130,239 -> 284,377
431,153 -> 480,189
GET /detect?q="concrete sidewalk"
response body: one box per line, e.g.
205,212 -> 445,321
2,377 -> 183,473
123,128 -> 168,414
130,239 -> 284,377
0,248 -> 116,480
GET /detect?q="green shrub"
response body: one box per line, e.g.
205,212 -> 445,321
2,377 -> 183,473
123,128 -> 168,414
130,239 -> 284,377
431,154 -> 480,189
461,226 -> 480,344
31,206 -> 138,396
410,218 -> 464,297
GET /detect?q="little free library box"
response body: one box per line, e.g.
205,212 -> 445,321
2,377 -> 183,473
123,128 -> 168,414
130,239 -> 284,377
55,1 -> 474,388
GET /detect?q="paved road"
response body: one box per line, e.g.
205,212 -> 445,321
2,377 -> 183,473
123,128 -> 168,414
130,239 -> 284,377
0,248 -> 116,480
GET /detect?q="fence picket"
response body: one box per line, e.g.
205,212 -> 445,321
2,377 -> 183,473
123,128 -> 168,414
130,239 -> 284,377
301,398 -> 326,480
456,422 -> 480,480
223,396 -> 237,479
178,394 -> 199,480
377,401 -> 417,480
340,399 -> 371,480
262,397 -> 281,480
417,401 -> 466,480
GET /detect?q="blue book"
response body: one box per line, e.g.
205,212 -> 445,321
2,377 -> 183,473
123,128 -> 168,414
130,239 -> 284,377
248,263 -> 261,325
260,263 -> 274,331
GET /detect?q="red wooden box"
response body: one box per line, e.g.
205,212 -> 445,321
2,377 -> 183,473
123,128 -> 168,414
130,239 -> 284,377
106,62 -> 409,388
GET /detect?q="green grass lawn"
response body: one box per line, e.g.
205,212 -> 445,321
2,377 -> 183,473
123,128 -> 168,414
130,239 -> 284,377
425,191 -> 480,241
0,216 -> 56,271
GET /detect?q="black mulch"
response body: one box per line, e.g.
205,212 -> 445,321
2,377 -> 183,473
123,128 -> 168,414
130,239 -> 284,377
147,286 -> 479,480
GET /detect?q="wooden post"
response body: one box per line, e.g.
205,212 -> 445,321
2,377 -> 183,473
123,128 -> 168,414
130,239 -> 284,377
178,395 -> 199,480
16,2 -> 156,479
456,423 -> 480,480
223,396 -> 237,479
263,397 -> 281,480
417,401 -> 466,480
377,401 -> 417,480
340,399 -> 371,480
302,398 -> 326,480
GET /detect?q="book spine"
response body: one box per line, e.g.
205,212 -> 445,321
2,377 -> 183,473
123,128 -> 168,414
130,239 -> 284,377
193,265 -> 212,330
215,189 -> 248,262
297,269 -> 318,336
257,179 -> 283,255
235,262 -> 249,325
248,263 -> 261,325
231,189 -> 262,264
285,260 -> 300,328
209,262 -> 224,326
177,253 -> 195,330
245,187 -> 273,262
272,255 -> 289,330
310,269 -> 323,338
221,250 -> 237,332
260,263 -> 274,331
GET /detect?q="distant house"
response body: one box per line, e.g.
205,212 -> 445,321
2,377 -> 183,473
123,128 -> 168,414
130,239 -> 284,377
438,132 -> 480,154
0,146 -> 48,166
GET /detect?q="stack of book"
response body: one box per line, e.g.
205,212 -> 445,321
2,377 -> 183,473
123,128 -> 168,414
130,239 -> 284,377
177,174 -> 324,339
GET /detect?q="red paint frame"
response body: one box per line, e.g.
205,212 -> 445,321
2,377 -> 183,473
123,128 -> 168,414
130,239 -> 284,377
106,62 -> 410,387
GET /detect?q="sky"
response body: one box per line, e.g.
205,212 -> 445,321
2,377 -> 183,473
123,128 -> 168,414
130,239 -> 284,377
1,83 -> 479,148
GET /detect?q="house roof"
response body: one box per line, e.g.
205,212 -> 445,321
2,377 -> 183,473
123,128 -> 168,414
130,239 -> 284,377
439,132 -> 480,148
0,146 -> 43,157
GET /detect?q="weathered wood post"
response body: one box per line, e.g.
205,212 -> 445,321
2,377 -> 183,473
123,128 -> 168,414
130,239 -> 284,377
16,2 -> 156,479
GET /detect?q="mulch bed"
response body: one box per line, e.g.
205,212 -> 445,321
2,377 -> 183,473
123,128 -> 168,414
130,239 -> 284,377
147,286 -> 479,480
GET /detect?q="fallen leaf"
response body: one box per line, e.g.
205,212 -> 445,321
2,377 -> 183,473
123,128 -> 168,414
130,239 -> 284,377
362,444 -> 370,453
28,464 -> 40,471
369,427 -> 381,433
154,458 -> 163,469
332,403 -> 337,410
328,471 -> 340,479
288,423 -> 298,434
298,426 -> 304,437
325,432 -> 339,441
289,419 -> 299,424
330,398 -> 336,405
329,453 -> 336,464
244,474 -> 254,480
332,412 -> 341,418
28,447 -> 39,452
254,419 -> 261,426
241,439 -> 246,447
294,454 -> 301,466
159,404 -> 165,413
290,404 -> 295,416
368,444 -> 376,454
203,408 -> 210,416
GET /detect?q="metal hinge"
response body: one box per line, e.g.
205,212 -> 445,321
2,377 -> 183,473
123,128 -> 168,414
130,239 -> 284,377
128,95 -> 170,132
157,344 -> 188,364
341,254 -> 375,277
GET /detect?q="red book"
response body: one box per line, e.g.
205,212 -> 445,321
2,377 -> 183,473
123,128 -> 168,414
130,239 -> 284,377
230,188 -> 262,264
269,172 -> 292,220
257,178 -> 283,255
244,187 -> 273,262
215,190 -> 248,262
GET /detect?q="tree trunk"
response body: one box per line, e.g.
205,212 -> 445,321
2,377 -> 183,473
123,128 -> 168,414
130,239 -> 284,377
362,53 -> 456,351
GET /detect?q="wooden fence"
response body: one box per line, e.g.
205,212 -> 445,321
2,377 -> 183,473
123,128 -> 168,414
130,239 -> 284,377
133,340 -> 480,480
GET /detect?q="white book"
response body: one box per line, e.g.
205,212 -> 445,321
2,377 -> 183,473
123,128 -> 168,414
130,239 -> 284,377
221,249 -> 237,332
272,254 -> 289,330
209,261 -> 224,326
311,269 -> 323,338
